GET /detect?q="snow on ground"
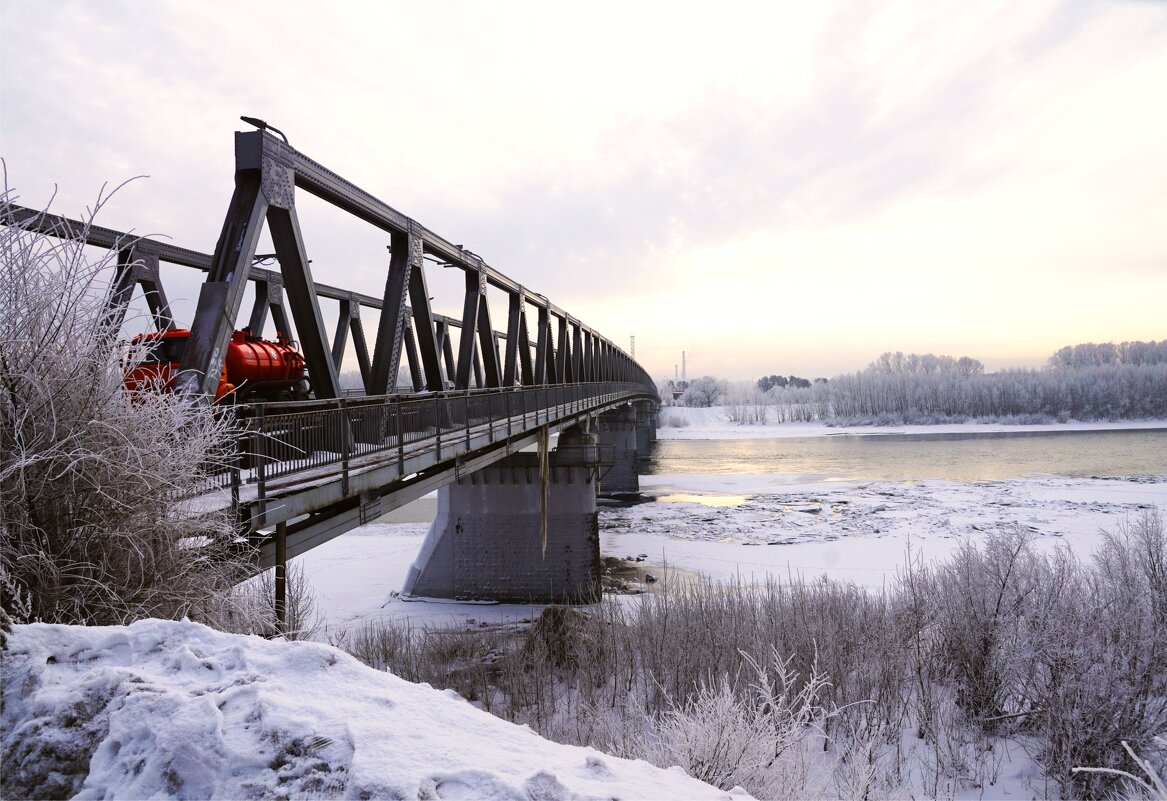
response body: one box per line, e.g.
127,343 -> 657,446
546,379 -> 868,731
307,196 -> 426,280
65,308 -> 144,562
655,404 -> 1167,440
294,410 -> 1166,631
299,473 -> 1166,634
1,620 -> 748,801
604,473 -> 1165,590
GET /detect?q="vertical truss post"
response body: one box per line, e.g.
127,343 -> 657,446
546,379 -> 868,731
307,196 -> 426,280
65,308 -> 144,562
472,345 -> 485,389
403,316 -> 423,392
517,299 -> 534,386
102,245 -> 174,333
137,251 -> 173,331
349,304 -> 371,390
267,201 -> 340,400
369,230 -> 412,394
331,297 -> 352,372
572,322 -> 583,384
534,304 -> 550,385
434,320 -> 455,388
102,245 -> 138,333
475,279 -> 501,388
406,236 -> 442,391
178,164 -> 267,397
248,276 -> 287,335
556,315 -> 570,384
441,327 -> 457,386
503,290 -> 523,386
455,268 -> 481,390
583,331 -> 594,382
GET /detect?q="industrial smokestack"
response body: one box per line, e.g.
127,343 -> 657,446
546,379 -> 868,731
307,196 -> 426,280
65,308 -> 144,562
682,350 -> 687,381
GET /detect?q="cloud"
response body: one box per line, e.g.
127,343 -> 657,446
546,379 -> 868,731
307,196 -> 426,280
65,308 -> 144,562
2,0 -> 1165,379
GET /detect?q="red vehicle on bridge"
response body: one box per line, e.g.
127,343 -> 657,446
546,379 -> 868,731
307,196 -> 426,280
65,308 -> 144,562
125,327 -> 310,403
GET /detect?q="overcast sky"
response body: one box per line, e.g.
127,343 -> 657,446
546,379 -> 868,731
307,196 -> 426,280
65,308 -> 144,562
2,0 -> 1165,380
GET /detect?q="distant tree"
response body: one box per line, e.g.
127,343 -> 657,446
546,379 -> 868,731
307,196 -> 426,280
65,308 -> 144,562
1050,340 -> 1167,368
683,376 -> 728,407
956,356 -> 984,376
757,375 -> 788,392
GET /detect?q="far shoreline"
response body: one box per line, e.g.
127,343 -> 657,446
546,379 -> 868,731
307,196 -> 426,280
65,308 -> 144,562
655,406 -> 1167,441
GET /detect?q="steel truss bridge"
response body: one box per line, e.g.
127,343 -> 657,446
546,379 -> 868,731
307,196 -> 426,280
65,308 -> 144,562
4,124 -> 659,574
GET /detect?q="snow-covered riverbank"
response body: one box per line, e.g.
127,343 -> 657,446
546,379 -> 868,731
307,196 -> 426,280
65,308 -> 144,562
1,620 -> 744,800
298,472 -> 1166,633
656,404 -> 1167,440
293,410 -> 1165,630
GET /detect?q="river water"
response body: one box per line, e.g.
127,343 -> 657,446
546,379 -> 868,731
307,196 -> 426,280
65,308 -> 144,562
642,428 -> 1167,482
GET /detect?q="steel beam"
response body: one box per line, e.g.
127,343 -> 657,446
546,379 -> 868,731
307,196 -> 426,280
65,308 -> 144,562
477,293 -> 501,388
503,291 -> 522,386
407,234 -> 443,391
440,323 -> 457,387
178,171 -> 267,397
533,304 -> 549,385
403,316 -> 423,392
349,307 -> 371,389
266,204 -> 340,400
517,299 -> 534,386
556,315 -> 570,383
369,230 -> 412,394
455,269 -> 480,390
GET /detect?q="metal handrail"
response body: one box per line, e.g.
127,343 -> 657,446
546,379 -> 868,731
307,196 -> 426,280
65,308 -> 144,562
197,381 -> 655,503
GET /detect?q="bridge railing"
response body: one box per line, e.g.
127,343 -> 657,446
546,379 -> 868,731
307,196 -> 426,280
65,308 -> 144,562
203,381 -> 653,500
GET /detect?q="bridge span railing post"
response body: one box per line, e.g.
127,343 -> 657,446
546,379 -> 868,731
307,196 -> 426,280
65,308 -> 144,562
339,398 -> 350,497
396,397 -> 405,471
254,404 -> 267,526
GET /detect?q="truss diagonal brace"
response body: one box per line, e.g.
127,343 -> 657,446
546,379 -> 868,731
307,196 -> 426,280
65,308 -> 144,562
178,172 -> 267,397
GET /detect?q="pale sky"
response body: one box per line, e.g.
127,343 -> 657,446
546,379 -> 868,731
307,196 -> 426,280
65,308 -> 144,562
2,0 -> 1165,381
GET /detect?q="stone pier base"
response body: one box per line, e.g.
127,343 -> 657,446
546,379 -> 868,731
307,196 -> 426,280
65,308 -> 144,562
402,429 -> 601,603
598,407 -> 641,495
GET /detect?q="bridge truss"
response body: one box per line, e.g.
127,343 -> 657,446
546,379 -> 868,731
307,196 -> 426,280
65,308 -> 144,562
3,124 -> 659,574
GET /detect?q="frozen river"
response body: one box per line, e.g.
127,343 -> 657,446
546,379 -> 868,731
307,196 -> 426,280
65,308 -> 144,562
302,421 -> 1167,630
644,427 -> 1167,482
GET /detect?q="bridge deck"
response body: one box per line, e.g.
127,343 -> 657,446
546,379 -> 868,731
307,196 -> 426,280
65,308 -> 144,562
184,383 -> 654,568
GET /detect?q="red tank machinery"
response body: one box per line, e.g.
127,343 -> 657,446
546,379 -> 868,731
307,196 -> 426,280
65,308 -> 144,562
124,327 -> 310,402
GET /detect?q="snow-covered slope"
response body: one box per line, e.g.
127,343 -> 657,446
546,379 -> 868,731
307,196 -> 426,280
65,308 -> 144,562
1,620 -> 747,801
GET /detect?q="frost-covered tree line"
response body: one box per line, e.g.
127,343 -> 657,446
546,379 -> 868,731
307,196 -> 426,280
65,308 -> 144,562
720,346 -> 1167,425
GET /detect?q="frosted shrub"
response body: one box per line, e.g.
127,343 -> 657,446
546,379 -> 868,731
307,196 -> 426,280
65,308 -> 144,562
930,527 -> 1047,721
228,562 -> 325,641
641,650 -> 832,796
332,516 -> 1166,798
1027,511 -> 1167,798
1,187 -> 250,626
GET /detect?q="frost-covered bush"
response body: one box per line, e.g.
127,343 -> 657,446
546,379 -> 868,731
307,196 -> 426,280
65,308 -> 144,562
0,188 -> 249,626
916,518 -> 1167,798
333,516 -> 1166,799
682,376 -> 728,407
638,651 -> 832,795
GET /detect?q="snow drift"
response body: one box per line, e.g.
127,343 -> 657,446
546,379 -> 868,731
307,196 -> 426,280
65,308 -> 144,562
1,620 -> 747,800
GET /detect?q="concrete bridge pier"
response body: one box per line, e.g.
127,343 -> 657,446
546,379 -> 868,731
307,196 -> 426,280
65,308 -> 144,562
402,426 -> 602,603
597,405 -> 646,495
634,401 -> 658,456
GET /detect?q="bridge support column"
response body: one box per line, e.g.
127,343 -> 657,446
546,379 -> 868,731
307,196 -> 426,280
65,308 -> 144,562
597,407 -> 641,495
402,427 -> 601,603
635,401 -> 658,456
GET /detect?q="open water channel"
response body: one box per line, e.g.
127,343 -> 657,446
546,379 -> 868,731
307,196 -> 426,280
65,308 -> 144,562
642,427 -> 1167,482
